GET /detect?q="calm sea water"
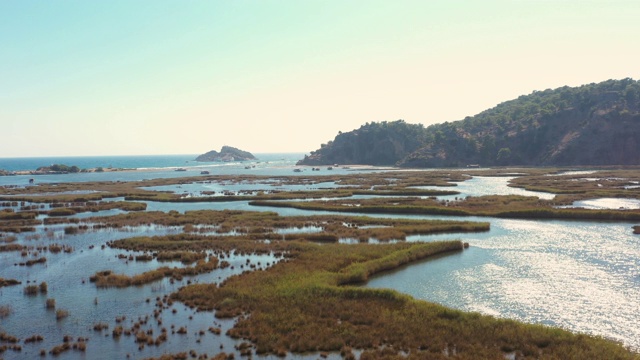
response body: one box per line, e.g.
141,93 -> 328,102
0,153 -> 331,186
0,154 -> 203,172
0,169 -> 638,358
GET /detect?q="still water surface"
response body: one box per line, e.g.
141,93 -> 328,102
1,172 -> 638,358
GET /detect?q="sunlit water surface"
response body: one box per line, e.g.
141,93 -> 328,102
1,172 -> 639,358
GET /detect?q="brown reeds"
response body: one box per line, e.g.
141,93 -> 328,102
172,240 -> 637,359
46,298 -> 56,309
90,257 -> 219,288
0,305 -> 11,319
0,278 -> 21,287
55,309 -> 69,320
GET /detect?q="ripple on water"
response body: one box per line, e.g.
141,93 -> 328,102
366,218 -> 640,350
560,197 -> 640,210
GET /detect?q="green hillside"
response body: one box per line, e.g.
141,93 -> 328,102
297,120 -> 428,166
300,78 -> 640,167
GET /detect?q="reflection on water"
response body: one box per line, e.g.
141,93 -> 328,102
560,197 -> 640,210
415,176 -> 556,200
0,224 -> 282,360
1,172 -> 638,356
366,218 -> 640,350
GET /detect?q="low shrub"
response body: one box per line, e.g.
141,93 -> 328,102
46,298 -> 56,309
55,309 -> 69,320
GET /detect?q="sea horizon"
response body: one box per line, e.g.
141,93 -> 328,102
0,152 -> 308,172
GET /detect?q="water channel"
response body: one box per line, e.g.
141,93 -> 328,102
1,174 -> 638,359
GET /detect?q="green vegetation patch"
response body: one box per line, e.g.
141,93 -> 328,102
172,240 -> 636,359
90,257 -> 220,288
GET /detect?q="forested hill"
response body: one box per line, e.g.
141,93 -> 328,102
400,78 -> 640,167
299,78 -> 640,167
297,120 -> 428,166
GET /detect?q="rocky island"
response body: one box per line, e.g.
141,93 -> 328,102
195,146 -> 256,162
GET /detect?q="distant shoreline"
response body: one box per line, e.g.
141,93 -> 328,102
7,167 -> 138,176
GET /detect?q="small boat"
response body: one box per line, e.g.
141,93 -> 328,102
293,168 -> 302,172
175,168 -> 187,172
200,171 -> 210,175
327,166 -> 333,170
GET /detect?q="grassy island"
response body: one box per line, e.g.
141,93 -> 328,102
168,239 -> 635,359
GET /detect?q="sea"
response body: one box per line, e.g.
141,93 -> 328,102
0,153 -> 308,173
0,153 -> 341,186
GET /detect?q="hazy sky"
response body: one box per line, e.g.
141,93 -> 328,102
2,1 -> 639,157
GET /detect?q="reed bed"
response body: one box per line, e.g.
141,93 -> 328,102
0,170 -> 478,206
156,251 -> 207,264
55,309 -> 69,320
0,278 -> 21,287
90,257 -> 220,288
0,305 -> 11,319
171,240 -> 637,359
46,298 -> 56,309
86,210 -> 488,244
0,244 -> 25,252
251,194 -> 640,221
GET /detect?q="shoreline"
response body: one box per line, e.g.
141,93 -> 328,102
0,163 -> 390,177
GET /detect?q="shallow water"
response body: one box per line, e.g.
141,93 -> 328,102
415,176 -> 556,200
560,197 -> 640,210
1,171 -> 639,357
0,224 -> 282,360
366,217 -> 640,350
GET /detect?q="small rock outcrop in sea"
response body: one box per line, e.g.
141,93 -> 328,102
195,146 -> 256,162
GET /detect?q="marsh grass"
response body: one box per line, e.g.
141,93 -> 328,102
1,169 -> 638,358
0,278 -> 21,287
156,251 -> 206,264
89,210 -> 488,246
0,170 -> 472,208
252,194 -> 640,221
90,258 -> 219,288
0,305 -> 11,319
46,298 -> 56,309
55,309 -> 69,320
23,285 -> 39,296
0,244 -> 24,252
48,208 -> 77,217
171,240 -> 637,359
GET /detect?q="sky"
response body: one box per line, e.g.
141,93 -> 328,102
1,0 -> 639,157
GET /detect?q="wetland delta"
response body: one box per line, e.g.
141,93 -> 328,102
0,162 -> 639,359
